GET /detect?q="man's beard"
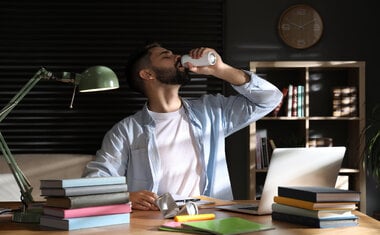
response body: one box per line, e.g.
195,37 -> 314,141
152,66 -> 190,86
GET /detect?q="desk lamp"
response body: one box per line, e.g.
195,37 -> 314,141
0,66 -> 119,223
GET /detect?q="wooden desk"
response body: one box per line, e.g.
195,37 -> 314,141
1,203 -> 380,234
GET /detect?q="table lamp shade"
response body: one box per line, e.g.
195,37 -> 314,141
78,66 -> 119,92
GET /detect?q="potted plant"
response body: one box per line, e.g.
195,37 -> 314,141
362,104 -> 380,185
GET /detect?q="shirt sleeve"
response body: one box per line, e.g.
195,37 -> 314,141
232,70 -> 283,109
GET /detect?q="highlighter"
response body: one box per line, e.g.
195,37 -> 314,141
174,213 -> 216,222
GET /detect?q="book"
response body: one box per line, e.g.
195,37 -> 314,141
45,192 -> 130,209
40,176 -> 126,188
271,211 -> 358,228
274,196 -> 357,210
43,203 -> 132,218
261,136 -> 269,168
41,183 -> 128,196
271,87 -> 288,117
272,203 -> 355,219
39,213 -> 130,230
286,84 -> 293,117
255,129 -> 268,169
332,86 -> 358,117
182,217 -> 274,235
278,186 -> 360,202
160,217 -> 274,235
159,221 -> 210,234
291,84 -> 297,116
297,85 -> 304,117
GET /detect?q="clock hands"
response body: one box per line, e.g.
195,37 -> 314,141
289,22 -> 302,29
286,19 -> 317,30
301,19 -> 316,27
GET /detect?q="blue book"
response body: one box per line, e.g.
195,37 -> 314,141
40,213 -> 130,230
40,176 -> 126,188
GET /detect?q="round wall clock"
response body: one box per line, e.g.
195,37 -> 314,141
278,4 -> 323,49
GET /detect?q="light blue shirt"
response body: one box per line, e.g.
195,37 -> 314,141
83,71 -> 283,200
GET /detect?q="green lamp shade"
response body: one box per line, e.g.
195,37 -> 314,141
78,66 -> 119,92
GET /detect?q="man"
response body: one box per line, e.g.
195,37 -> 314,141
82,43 -> 282,210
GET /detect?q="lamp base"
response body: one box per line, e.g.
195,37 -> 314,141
12,203 -> 44,223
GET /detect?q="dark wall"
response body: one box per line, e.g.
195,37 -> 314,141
0,0 -> 224,154
224,0 -> 379,217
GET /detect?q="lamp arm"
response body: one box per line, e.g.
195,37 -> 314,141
0,133 -> 34,205
0,68 -> 53,122
0,67 -> 68,207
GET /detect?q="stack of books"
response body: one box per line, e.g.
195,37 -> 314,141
39,176 -> 131,230
332,86 -> 358,117
272,186 -> 360,228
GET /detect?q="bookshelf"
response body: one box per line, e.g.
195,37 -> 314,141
249,61 -> 366,212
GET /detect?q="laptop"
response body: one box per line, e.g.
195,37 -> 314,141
216,146 -> 346,215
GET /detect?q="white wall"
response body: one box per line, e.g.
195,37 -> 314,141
0,154 -> 93,201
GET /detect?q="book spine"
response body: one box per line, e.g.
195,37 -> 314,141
272,211 -> 358,228
273,196 -> 357,210
278,187 -> 317,202
46,192 -> 130,209
291,85 -> 297,117
271,87 -> 288,117
286,84 -> 293,117
332,86 -> 358,117
40,213 -> 130,230
272,203 -> 355,219
272,211 -> 320,227
274,196 -> 315,210
43,203 -> 132,218
41,183 -> 129,196
40,176 -> 126,188
261,137 -> 269,168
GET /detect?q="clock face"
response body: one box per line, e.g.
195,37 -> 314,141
278,4 -> 323,49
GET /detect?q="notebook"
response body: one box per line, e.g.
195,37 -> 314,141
217,146 -> 346,215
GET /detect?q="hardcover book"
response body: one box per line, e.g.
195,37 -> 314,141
41,183 -> 128,196
45,192 -> 130,209
39,213 -> 130,230
278,186 -> 360,202
43,203 -> 132,218
274,196 -> 357,211
40,176 -> 126,188
272,203 -> 354,219
271,211 -> 358,228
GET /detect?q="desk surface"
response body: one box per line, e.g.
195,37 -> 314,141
1,202 -> 380,235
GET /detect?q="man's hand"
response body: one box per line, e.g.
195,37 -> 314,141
186,47 -> 249,86
129,190 -> 159,211
185,47 -> 223,76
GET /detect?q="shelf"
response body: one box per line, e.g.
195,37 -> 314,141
249,61 -> 366,212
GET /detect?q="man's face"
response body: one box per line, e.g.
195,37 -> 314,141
148,46 -> 190,85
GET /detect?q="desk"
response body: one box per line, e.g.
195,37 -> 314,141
1,202 -> 380,235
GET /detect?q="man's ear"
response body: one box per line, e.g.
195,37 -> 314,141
139,69 -> 155,80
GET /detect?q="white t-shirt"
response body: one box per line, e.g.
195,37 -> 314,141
149,107 -> 202,196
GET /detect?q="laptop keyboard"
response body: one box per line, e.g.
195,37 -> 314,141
238,205 -> 258,210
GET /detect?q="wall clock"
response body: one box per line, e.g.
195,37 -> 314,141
278,4 -> 323,49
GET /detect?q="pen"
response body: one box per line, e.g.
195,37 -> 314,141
174,213 -> 216,222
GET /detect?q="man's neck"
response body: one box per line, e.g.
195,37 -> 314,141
147,90 -> 182,113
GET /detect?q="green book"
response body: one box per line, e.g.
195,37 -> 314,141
160,217 -> 274,235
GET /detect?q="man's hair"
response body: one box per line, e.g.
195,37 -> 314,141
125,42 -> 161,95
